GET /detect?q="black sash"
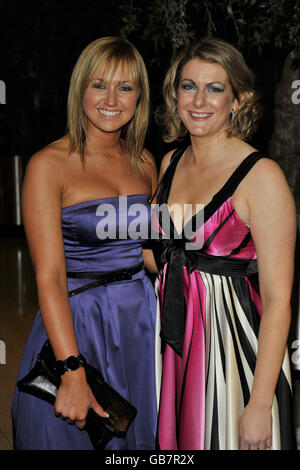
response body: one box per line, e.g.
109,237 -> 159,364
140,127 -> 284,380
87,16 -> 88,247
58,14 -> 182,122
67,264 -> 143,297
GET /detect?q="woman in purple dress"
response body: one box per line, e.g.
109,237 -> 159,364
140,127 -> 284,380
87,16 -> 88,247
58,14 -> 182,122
153,37 -> 297,450
12,37 -> 158,450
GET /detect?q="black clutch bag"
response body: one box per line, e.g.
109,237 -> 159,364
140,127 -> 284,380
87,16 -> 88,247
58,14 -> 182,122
17,340 -> 137,449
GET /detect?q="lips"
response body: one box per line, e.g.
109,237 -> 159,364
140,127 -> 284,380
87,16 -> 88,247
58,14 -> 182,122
190,112 -> 213,118
98,108 -> 121,117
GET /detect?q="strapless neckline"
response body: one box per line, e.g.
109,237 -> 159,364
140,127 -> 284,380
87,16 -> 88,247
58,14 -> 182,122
62,194 -> 150,212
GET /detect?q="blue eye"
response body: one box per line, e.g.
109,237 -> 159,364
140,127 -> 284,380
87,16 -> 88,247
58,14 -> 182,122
180,82 -> 196,91
92,82 -> 106,90
207,86 -> 224,93
119,85 -> 133,92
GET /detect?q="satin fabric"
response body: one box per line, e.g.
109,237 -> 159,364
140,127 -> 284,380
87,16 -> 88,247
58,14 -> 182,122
12,194 -> 157,450
154,149 -> 296,450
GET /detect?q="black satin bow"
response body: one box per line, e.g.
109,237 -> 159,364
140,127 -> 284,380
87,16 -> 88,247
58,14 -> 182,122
158,237 -> 188,357
152,234 -> 259,358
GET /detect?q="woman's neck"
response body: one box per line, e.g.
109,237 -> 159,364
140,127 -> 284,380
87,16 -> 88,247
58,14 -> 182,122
188,133 -> 241,167
85,126 -> 123,155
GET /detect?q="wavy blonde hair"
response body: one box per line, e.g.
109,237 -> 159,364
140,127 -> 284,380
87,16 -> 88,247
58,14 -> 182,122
67,36 -> 150,169
157,37 -> 263,142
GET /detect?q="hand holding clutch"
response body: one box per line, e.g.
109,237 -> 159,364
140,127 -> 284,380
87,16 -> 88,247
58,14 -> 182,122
17,340 -> 137,449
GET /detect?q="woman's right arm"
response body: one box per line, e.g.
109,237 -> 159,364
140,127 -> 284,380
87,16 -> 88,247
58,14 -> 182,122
22,148 -> 108,427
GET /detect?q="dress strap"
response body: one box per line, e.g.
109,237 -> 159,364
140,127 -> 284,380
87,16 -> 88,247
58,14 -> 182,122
156,147 -> 186,205
213,151 -> 267,202
170,147 -> 185,164
200,151 -> 268,223
155,148 -> 268,228
157,148 -> 266,206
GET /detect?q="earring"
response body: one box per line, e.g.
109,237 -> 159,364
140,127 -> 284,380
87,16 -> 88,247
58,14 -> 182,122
176,109 -> 182,124
230,110 -> 235,121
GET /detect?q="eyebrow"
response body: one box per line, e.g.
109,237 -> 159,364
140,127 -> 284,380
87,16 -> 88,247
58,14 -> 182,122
180,78 -> 225,86
92,78 -> 135,84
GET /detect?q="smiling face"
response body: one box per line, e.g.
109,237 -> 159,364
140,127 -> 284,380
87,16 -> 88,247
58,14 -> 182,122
177,58 -> 238,140
83,61 -> 139,136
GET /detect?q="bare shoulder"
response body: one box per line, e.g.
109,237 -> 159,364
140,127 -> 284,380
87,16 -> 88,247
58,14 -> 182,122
142,147 -> 156,169
25,136 -> 70,180
243,157 -> 296,218
161,148 -> 176,167
246,157 -> 292,194
141,147 -> 157,176
159,148 -> 178,179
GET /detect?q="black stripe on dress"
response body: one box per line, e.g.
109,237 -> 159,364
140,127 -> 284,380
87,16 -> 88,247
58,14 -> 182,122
214,294 -> 226,380
230,232 -> 252,255
206,274 -> 222,390
195,271 -> 206,331
275,369 -> 297,449
225,277 -> 257,375
231,277 -> 261,336
221,281 -> 251,405
210,371 -> 220,450
201,210 -> 235,251
204,272 -> 213,388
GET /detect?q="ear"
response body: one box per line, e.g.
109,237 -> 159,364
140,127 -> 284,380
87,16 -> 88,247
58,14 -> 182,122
233,91 -> 246,112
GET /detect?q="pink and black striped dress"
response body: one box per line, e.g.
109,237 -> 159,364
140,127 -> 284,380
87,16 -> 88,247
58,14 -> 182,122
153,148 -> 295,450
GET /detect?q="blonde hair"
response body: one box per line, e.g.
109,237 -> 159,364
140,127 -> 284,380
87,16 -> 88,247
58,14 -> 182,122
157,37 -> 263,142
67,36 -> 150,169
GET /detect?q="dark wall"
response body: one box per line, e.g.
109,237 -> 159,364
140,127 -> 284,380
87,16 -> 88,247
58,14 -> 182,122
0,1 -> 285,167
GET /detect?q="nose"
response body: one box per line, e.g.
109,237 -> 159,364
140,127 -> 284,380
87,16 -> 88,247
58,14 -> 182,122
105,85 -> 117,107
193,88 -> 206,107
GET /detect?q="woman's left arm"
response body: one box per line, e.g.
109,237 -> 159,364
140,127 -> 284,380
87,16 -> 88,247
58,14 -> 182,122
239,158 -> 297,450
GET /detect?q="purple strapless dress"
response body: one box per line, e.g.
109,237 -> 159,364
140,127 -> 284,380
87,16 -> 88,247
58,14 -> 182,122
12,194 -> 157,450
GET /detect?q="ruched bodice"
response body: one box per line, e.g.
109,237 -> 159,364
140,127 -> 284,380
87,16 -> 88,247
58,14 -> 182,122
62,194 -> 151,273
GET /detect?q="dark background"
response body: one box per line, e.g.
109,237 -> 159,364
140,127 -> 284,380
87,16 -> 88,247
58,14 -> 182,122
0,0 -> 128,162
0,0 -> 287,165
0,0 -> 299,388
0,3 -> 299,450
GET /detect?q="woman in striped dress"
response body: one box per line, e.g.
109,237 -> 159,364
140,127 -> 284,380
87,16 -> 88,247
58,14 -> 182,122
152,37 -> 297,450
